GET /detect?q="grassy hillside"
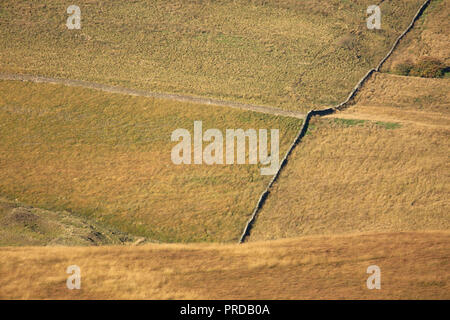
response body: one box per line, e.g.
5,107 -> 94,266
0,0 -> 448,302
248,115 -> 449,241
0,80 -> 302,243
0,0 -> 425,111
248,32 -> 450,240
0,197 -> 143,246
353,72 -> 450,114
1,231 -> 448,299
382,0 -> 450,71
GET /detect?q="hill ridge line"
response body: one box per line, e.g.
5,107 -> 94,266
238,0 -> 432,243
0,72 -> 305,119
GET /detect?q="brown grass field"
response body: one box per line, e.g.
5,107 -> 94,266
0,196 -> 143,246
383,0 -> 450,70
0,0 -> 448,301
248,0 -> 449,242
0,0 -> 425,111
353,72 -> 450,114
248,115 -> 449,240
0,80 -> 302,243
0,231 -> 448,299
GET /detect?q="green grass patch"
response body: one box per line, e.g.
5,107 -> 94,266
375,121 -> 401,130
332,118 -> 400,130
332,118 -> 366,127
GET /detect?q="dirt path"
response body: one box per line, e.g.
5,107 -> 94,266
325,111 -> 449,126
325,106 -> 450,129
0,72 -> 306,119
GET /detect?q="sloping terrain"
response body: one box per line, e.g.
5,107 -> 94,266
0,197 -> 142,246
247,0 -> 449,242
1,231 -> 448,299
0,0 -> 425,111
247,76 -> 449,242
247,116 -> 449,240
382,0 -> 450,69
336,0 -> 450,125
0,0 -> 448,301
331,72 -> 450,129
0,80 -> 302,243
353,72 -> 449,113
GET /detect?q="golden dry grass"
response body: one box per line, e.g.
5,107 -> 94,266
249,56 -> 450,241
0,197 -> 141,246
383,0 -> 450,69
248,117 -> 449,241
331,72 -> 450,128
0,0 -> 425,111
352,72 -> 450,114
0,80 -> 303,243
1,1 -> 448,301
0,231 -> 448,299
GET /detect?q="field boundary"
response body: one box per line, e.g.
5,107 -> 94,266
0,72 -> 305,119
238,0 -> 432,243
0,0 -> 432,244
238,108 -> 333,242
